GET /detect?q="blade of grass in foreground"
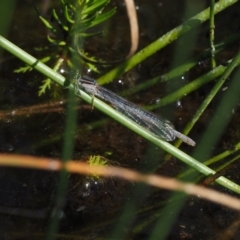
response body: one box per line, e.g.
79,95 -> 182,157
1,35 -> 240,193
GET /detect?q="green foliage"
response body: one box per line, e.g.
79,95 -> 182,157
70,0 -> 116,36
14,56 -> 51,73
88,155 -> 108,167
15,0 -> 116,96
39,0 -> 116,44
38,0 -> 116,60
87,155 -> 108,179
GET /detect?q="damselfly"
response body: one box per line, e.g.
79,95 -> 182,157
76,76 -> 196,146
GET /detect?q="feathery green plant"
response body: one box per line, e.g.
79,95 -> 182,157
15,0 -> 116,97
88,155 -> 108,179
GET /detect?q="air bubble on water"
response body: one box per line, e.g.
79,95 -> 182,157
222,86 -> 228,91
7,144 -> 14,152
59,68 -> 65,74
176,100 -> 182,108
118,79 -> 124,86
154,98 -> 161,104
85,182 -> 90,189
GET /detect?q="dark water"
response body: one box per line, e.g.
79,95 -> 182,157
0,0 -> 240,239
